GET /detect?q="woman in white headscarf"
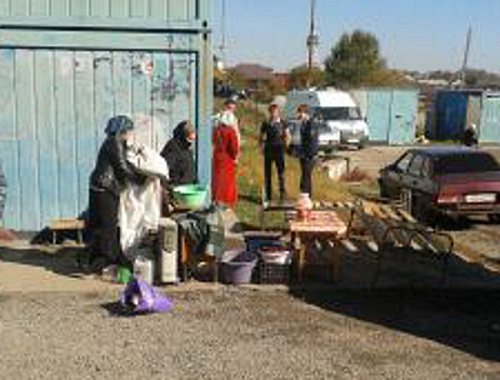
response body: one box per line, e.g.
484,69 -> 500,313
212,111 -> 240,207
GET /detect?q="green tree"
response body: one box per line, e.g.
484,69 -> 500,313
324,30 -> 382,88
289,65 -> 325,89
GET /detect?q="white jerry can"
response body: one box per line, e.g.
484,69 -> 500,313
157,217 -> 179,284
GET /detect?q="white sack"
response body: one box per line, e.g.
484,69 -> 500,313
119,143 -> 169,257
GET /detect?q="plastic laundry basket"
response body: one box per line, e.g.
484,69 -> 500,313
221,250 -> 257,284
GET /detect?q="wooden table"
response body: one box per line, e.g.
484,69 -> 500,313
290,211 -> 347,282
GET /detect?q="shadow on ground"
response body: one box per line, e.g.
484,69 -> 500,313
0,244 -> 88,279
289,287 -> 500,362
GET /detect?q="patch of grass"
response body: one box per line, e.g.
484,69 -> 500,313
220,99 -> 363,229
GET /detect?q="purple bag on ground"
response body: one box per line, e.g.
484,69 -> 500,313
120,278 -> 174,314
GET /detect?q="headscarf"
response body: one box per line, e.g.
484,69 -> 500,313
216,111 -> 241,145
173,121 -> 195,149
105,115 -> 134,136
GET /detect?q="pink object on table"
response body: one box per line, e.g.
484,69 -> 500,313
290,211 -> 347,235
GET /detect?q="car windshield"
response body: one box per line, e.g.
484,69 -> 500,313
315,107 -> 362,121
433,153 -> 500,174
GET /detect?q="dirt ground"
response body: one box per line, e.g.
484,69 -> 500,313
1,240 -> 500,379
1,284 -> 500,379
2,145 -> 500,379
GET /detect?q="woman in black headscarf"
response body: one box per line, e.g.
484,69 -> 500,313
160,121 -> 196,186
87,115 -> 144,271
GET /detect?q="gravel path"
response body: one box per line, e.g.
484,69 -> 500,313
1,288 -> 499,380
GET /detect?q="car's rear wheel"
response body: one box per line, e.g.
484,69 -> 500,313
408,191 -> 436,226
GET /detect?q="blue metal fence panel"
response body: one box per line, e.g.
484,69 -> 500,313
434,91 -> 468,140
480,94 -> 500,143
0,0 -> 213,231
363,89 -> 418,144
388,90 -> 418,145
366,90 -> 392,142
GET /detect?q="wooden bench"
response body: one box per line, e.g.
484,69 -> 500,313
49,219 -> 86,245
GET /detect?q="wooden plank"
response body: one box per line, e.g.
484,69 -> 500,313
50,218 -> 85,230
110,0 -> 129,18
149,0 -> 167,20
93,51 -> 113,152
397,208 -> 417,223
50,0 -> 70,16
151,52 -> 171,151
54,50 -> 79,220
171,52 -> 195,135
340,239 -> 359,253
74,51 -> 94,214
0,31 -> 200,53
380,204 -> 401,221
10,0 -> 28,16
344,201 -> 354,209
130,0 -> 147,18
90,0 -> 110,17
367,241 -> 379,252
0,48 -> 21,229
454,250 -> 474,264
167,0 -> 188,21
112,51 -> 132,116
0,0 -> 10,15
361,201 -> 374,215
35,50 -> 60,225
131,51 -> 154,147
370,203 -> 388,219
70,0 -> 89,16
15,49 -> 41,230
0,15 -> 203,30
30,0 -> 49,15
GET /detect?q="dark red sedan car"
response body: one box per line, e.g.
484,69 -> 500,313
378,147 -> 500,223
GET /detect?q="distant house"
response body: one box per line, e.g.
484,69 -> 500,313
230,63 -> 274,88
273,71 -> 290,90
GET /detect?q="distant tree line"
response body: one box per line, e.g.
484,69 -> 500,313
215,29 -> 500,100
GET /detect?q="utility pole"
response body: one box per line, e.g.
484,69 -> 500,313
306,0 -> 319,87
459,26 -> 472,87
218,0 -> 227,67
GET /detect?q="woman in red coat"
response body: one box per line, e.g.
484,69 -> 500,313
212,111 -> 240,207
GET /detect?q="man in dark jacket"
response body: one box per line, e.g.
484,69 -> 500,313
160,121 -> 196,186
260,104 -> 290,201
297,104 -> 319,196
88,115 -> 144,271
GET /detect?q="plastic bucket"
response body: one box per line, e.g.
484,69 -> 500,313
173,184 -> 207,209
221,251 -> 257,284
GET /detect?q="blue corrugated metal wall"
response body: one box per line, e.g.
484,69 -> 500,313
363,89 -> 418,144
434,91 -> 468,140
0,0 -> 213,231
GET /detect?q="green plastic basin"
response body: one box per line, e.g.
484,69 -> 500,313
173,184 -> 208,209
